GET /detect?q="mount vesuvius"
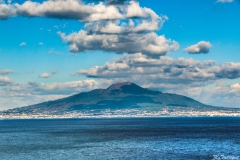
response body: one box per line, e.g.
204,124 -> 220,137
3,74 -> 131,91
2,82 -> 227,115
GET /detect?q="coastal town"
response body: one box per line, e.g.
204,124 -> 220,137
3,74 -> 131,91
1,107 -> 240,119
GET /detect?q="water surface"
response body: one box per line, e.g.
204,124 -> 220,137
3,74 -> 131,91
0,117 -> 240,159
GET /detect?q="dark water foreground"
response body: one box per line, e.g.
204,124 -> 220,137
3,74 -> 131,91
0,117 -> 240,160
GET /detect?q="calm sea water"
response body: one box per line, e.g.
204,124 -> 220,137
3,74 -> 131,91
0,117 -> 240,160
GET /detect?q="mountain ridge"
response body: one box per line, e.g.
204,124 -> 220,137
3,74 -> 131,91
1,82 -> 226,115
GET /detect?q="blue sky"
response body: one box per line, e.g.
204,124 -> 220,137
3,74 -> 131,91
0,0 -> 240,109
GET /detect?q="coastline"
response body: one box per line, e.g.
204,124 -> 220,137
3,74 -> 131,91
1,115 -> 240,120
1,108 -> 240,120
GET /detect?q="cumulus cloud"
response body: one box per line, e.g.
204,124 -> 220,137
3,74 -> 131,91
0,76 -> 15,86
15,0 -> 94,20
0,3 -> 16,20
38,70 -> 58,78
59,31 -> 179,57
0,79 -> 99,110
39,73 -> 51,78
76,53 -> 240,86
19,42 -> 26,46
54,1 -> 178,57
143,82 -> 240,108
1,79 -> 99,96
54,0 -> 175,57
0,0 -> 178,57
194,82 -> 240,107
184,41 -> 212,54
0,0 -> 159,21
0,70 -> 13,75
84,13 -> 167,34
213,63 -> 240,79
217,0 -> 234,3
38,42 -> 44,45
28,79 -> 98,95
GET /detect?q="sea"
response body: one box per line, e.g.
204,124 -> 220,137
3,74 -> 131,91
0,117 -> 240,160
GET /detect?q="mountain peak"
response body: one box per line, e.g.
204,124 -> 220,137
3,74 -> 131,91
106,81 -> 136,90
104,82 -> 160,95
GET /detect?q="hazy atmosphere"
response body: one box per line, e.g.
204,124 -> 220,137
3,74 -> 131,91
0,0 -> 240,110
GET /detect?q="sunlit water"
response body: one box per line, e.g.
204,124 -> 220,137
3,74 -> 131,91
0,117 -> 240,160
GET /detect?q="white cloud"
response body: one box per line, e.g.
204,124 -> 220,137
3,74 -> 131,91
52,1 -> 177,57
0,3 -> 16,20
196,82 -> 240,107
53,1 -> 174,56
29,0 -> 116,21
76,53 -> 240,85
217,0 -> 234,3
38,42 -> 44,45
0,0 -> 160,21
33,79 -> 98,95
0,70 -> 13,75
184,41 -> 212,54
0,79 -> 99,110
1,0 -> 177,57
0,76 -> 15,86
0,94 -> 68,110
1,79 -> 99,96
85,13 -> 167,35
38,73 -> 51,78
59,31 -> 179,57
38,70 -> 58,78
19,42 -> 26,46
144,82 -> 240,108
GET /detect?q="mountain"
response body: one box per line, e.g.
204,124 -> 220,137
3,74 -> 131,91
2,82 -> 225,116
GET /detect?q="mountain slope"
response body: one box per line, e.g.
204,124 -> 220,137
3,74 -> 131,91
3,82 -> 219,114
